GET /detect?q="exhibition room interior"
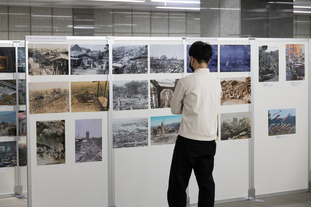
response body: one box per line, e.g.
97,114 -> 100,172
1,0 -> 311,207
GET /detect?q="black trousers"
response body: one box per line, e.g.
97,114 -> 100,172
167,135 -> 216,207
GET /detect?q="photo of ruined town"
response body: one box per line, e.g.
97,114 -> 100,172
75,119 -> 102,163
220,45 -> 250,72
70,44 -> 109,75
220,77 -> 251,105
18,111 -> 26,136
221,112 -> 251,140
18,80 -> 26,105
286,44 -> 305,81
37,120 -> 65,165
29,82 -> 69,114
150,115 -> 182,145
18,141 -> 27,166
259,46 -> 279,82
113,118 -> 148,148
18,47 -> 26,72
113,80 -> 148,110
150,44 -> 184,73
0,80 -> 16,105
28,43 -> 69,75
112,44 -> 148,74
0,111 -> 16,136
0,47 -> 16,73
269,108 -> 296,136
71,81 -> 109,112
0,141 -> 17,168
150,79 -> 179,109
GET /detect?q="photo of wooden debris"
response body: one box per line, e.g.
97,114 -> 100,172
0,47 -> 16,73
0,141 -> 17,168
269,108 -> 296,136
18,141 -> 27,166
150,79 -> 179,109
220,77 -> 251,105
259,45 -> 279,82
220,45 -> 250,72
0,111 -> 16,136
0,80 -> 16,105
286,44 -> 305,81
220,112 -> 251,140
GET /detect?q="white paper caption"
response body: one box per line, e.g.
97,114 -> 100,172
0,74 -> 8,78
276,135 -> 288,139
0,168 -> 8,173
291,82 -> 301,86
263,83 -> 274,87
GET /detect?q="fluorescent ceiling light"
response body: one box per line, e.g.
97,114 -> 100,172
294,10 -> 311,14
89,0 -> 145,2
294,6 -> 311,9
152,0 -> 200,4
157,6 -> 199,10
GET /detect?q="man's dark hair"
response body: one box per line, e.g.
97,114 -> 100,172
189,41 -> 213,64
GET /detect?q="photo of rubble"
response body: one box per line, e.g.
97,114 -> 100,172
18,141 -> 27,166
0,141 -> 17,168
269,108 -> 296,136
150,44 -> 184,73
112,44 -> 148,74
220,77 -> 251,105
28,43 -> 69,75
70,44 -> 109,75
18,111 -> 26,136
220,45 -> 250,72
18,47 -> 26,72
259,45 -> 279,82
150,79 -> 179,109
37,120 -> 65,165
0,47 -> 16,73
113,80 -> 148,110
71,81 -> 109,112
150,115 -> 182,145
75,119 -> 102,163
286,44 -> 305,81
29,82 -> 69,114
187,44 -> 218,73
113,117 -> 148,148
220,112 -> 251,140
0,111 -> 16,136
18,80 -> 26,105
0,80 -> 16,105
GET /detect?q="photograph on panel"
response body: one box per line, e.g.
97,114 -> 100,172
187,44 -> 218,73
0,111 -> 16,136
268,108 -> 296,136
220,45 -> 250,72
18,111 -> 26,136
75,119 -> 102,163
70,44 -> 109,75
220,112 -> 251,140
71,81 -> 109,112
29,82 -> 69,114
286,44 -> 305,81
113,117 -> 148,148
112,44 -> 148,74
36,120 -> 65,165
259,45 -> 279,82
0,141 -> 17,167
150,79 -> 179,109
0,47 -> 16,73
220,77 -> 251,105
150,115 -> 182,145
18,140 -> 27,166
18,79 -> 26,105
150,44 -> 184,73
0,80 -> 16,105
18,47 -> 26,72
113,80 -> 148,110
28,43 -> 69,75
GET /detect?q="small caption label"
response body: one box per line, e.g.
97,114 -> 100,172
0,74 -> 8,78
263,83 -> 274,87
291,82 -> 301,86
0,168 -> 8,173
276,135 -> 288,139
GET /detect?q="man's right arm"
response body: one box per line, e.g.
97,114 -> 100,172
171,81 -> 185,114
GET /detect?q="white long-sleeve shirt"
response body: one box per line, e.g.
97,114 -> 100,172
171,68 -> 221,141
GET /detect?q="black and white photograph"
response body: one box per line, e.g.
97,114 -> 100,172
18,79 -> 26,105
0,141 -> 17,167
37,120 -> 65,165
18,47 -> 26,72
259,45 -> 279,82
150,44 -> 184,73
112,44 -> 148,74
70,44 -> 109,75
113,80 -> 148,110
0,47 -> 16,73
0,111 -> 16,136
220,45 -> 250,72
18,140 -> 27,166
286,44 -> 305,81
28,43 -> 69,75
150,79 -> 179,109
0,80 -> 16,105
18,111 -> 26,136
221,112 -> 251,140
113,118 -> 148,148
220,77 -> 251,105
75,119 -> 102,163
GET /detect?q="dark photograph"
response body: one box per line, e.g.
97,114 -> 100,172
18,79 -> 26,105
0,47 -> 16,73
220,45 -> 250,72
18,111 -> 26,136
286,44 -> 305,81
0,111 -> 16,136
18,141 -> 27,166
150,79 -> 179,109
0,80 -> 16,105
0,141 -> 17,167
221,112 -> 251,140
18,47 -> 26,73
220,77 -> 251,105
259,45 -> 279,82
269,109 -> 296,136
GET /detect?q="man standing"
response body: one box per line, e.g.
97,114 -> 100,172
167,41 -> 221,207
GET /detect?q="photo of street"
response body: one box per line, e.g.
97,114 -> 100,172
286,44 -> 305,81
259,45 -> 279,82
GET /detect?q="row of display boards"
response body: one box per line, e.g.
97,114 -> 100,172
0,36 -> 309,207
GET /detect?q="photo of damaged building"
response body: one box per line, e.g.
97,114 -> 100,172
150,79 -> 179,109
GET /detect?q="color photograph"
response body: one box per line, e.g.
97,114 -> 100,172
0,111 -> 16,136
150,79 -> 179,109
0,47 -> 16,73
220,45 -> 250,72
220,77 -> 251,105
18,47 -> 26,72
18,80 -> 26,105
18,141 -> 27,166
0,141 -> 17,167
268,108 -> 296,136
286,44 -> 305,81
259,45 -> 279,82
0,80 -> 16,105
221,112 -> 251,140
18,111 -> 26,136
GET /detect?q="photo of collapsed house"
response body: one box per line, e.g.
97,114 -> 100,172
259,45 -> 279,82
18,141 -> 27,166
18,47 -> 26,72
28,43 -> 69,75
286,44 -> 305,81
220,77 -> 251,105
70,44 -> 109,75
150,44 -> 184,73
29,82 -> 69,114
0,80 -> 16,105
150,79 -> 179,109
0,111 -> 16,136
150,115 -> 182,145
220,45 -> 250,72
37,120 -> 65,165
112,44 -> 148,74
113,117 -> 148,148
0,141 -> 17,168
0,47 -> 16,73
75,119 -> 102,163
220,112 -> 251,140
18,111 -> 26,136
71,81 -> 109,112
269,108 -> 296,136
113,80 -> 148,110
18,80 -> 26,105
187,44 -> 218,73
